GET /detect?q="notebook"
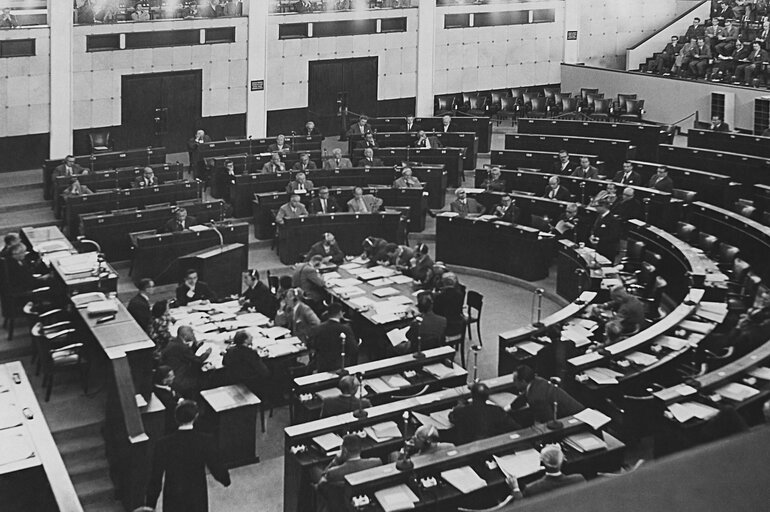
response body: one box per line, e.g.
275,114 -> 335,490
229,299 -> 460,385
312,432 -> 343,453
494,449 -> 542,479
373,287 -> 401,298
563,432 -> 607,453
716,382 -> 760,402
375,484 -> 419,512
441,466 -> 486,494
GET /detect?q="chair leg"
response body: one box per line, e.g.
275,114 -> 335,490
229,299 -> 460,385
466,321 -> 473,341
260,406 -> 266,433
460,337 -> 465,368
476,321 -> 482,347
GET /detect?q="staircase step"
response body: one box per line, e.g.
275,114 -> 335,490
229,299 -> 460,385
74,474 -> 116,507
53,421 -> 103,445
68,456 -> 110,485
83,500 -> 124,512
0,200 -> 51,214
61,443 -> 105,468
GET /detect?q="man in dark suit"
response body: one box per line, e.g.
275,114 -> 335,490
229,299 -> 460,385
550,202 -> 581,241
318,434 -> 381,482
292,152 -> 317,171
302,120 -> 321,137
274,288 -> 320,342
589,199 -> 622,261
612,187 -> 643,221
553,150 -> 573,175
175,269 -> 217,306
161,326 -> 211,398
450,188 -> 485,216
54,155 -> 88,178
187,129 -> 211,180
683,17 -> 705,42
152,365 -> 179,434
543,176 -> 571,201
493,194 -> 521,223
355,132 -> 378,150
165,207 -> 199,233
127,278 -> 154,333
306,232 -> 345,264
240,269 -> 278,318
505,444 -> 586,499
507,365 -> 584,426
571,156 -> 599,179
309,303 -> 358,373
414,129 -> 442,149
320,375 -> 371,418
285,171 -> 314,194
403,115 -> 418,132
309,186 -> 340,215
449,382 -> 519,444
648,165 -> 674,193
613,161 -> 642,186
361,236 -> 389,265
222,330 -> 270,394
406,292 -> 447,352
648,35 -> 681,74
440,115 -> 455,133
133,166 -> 158,188
481,166 -> 506,192
709,115 -> 730,132
346,115 -> 372,137
356,147 -> 383,167
267,133 -> 291,153
146,400 -> 230,512
4,242 -> 49,296
292,255 -> 327,304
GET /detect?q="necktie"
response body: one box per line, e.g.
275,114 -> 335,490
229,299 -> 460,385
321,199 -> 326,213
336,159 -> 340,167
623,173 -> 630,183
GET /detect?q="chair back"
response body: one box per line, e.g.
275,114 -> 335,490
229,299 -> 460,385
555,92 -> 572,104
626,240 -> 646,262
530,214 -> 552,232
543,87 -> 560,101
625,99 -> 644,115
469,95 -> 486,110
88,129 -> 111,151
500,96 -> 516,111
617,93 -> 637,105
562,97 -> 578,113
467,290 -> 483,314
644,249 -> 662,268
490,90 -> 505,107
698,232 -> 719,256
436,96 -> 453,112
580,88 -> 599,100
675,221 -> 698,244
593,98 -> 611,114
462,92 -> 475,105
739,205 -> 757,220
718,243 -> 740,266
509,88 -> 524,101
586,92 -> 604,107
731,258 -> 751,283
672,188 -> 697,203
522,91 -> 540,104
530,97 -> 547,113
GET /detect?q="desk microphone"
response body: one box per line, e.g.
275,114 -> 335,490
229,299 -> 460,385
208,222 -> 225,252
546,379 -> 564,430
412,316 -> 425,360
337,333 -> 349,376
353,373 -> 368,419
574,268 -> 586,304
395,411 -> 414,471
470,345 -> 481,383
531,288 -> 545,328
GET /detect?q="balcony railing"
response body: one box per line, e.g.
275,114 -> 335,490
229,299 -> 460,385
74,0 -> 244,26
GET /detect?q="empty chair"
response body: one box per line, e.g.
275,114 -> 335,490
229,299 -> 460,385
672,188 -> 697,203
727,258 -> 752,288
543,87 -> 560,105
619,99 -> 645,121
489,90 -> 506,110
528,97 -> 548,118
497,96 -> 517,126
88,129 -> 112,152
579,87 -> 599,102
717,243 -> 740,271
435,95 -> 457,115
468,95 -> 488,116
617,93 -> 638,106
508,88 -> 524,105
675,221 -> 698,244
739,205 -> 758,220
465,290 -> 483,345
643,249 -> 662,270
522,91 -> 541,104
461,92 -> 476,110
581,93 -> 605,113
37,325 -> 89,401
697,232 -> 719,257
761,211 -> 770,227
620,240 -> 646,272
591,98 -> 612,121
560,97 -> 579,117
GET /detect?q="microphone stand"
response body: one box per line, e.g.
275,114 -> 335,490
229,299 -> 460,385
470,345 -> 481,384
412,317 -> 425,359
352,373 -> 368,419
337,333 -> 349,376
574,268 -> 586,304
208,222 -> 225,253
395,411 -> 414,471
546,385 -> 563,430
531,288 -> 545,328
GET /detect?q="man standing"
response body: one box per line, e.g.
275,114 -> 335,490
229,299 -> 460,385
146,400 -> 231,512
127,278 -> 154,333
292,254 -> 327,304
310,303 -> 358,372
275,194 -> 308,224
309,186 -> 340,215
187,129 -> 211,179
450,188 -> 485,216
346,115 -> 372,137
347,187 -> 383,213
589,199 -> 622,261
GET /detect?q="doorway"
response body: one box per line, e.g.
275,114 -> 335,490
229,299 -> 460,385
121,70 -> 202,153
308,57 -> 378,137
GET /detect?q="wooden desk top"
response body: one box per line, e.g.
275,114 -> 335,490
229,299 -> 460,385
201,384 -> 261,413
75,300 -> 155,359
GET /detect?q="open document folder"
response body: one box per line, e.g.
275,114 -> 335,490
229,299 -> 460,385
375,484 -> 419,512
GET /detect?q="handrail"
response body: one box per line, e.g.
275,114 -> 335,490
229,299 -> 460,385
628,0 -> 709,51
112,356 -> 148,443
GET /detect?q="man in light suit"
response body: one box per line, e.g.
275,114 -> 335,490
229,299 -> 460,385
274,288 -> 320,342
54,155 -> 88,178
323,148 -> 353,170
275,194 -> 308,224
134,167 -> 159,188
285,172 -> 314,194
543,176 -> 571,201
261,152 -> 286,173
613,161 -> 642,186
393,167 -> 422,188
357,147 -> 383,168
164,208 -> 199,233
571,156 -> 599,179
346,115 -> 373,137
267,134 -> 291,153
450,188 -> 485,216
292,152 -> 317,171
414,130 -> 442,149
440,115 -> 455,133
347,186 -> 382,213
309,186 -> 340,215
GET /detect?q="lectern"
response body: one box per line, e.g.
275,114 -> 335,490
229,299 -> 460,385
200,384 -> 261,468
178,242 -> 247,298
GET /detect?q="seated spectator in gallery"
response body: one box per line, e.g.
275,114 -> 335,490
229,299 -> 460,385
346,186 -> 382,213
268,134 -> 291,153
647,35 -> 681,74
302,120 -> 321,137
285,171 -> 314,194
571,156 -> 600,179
357,147 -> 383,168
323,148 -> 353,170
0,7 -> 19,28
590,182 -> 618,208
261,152 -> 286,173
647,166 -> 674,193
543,176 -> 571,201
393,167 -> 421,188
346,115 -> 372,137
275,194 -> 308,224
134,166 -> 159,188
355,132 -> 378,150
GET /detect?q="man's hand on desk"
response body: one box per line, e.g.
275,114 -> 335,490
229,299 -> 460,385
505,476 -> 523,498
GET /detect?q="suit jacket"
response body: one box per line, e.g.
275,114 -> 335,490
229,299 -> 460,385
54,163 -> 87,178
323,157 -> 353,170
450,198 -> 485,215
347,195 -> 382,213
321,394 -> 372,418
187,135 -> 212,164
153,385 -> 180,434
267,143 -> 291,153
133,176 -> 159,188
525,473 -> 586,497
4,256 -> 45,293
408,255 -> 434,285
509,376 -> 585,424
406,312 -> 447,351
571,166 -> 599,179
222,344 -> 270,391
160,340 -> 207,397
612,197 -> 643,221
357,157 -> 383,167
310,318 -> 358,372
543,185 -> 571,201
414,136 -> 442,149
481,177 -> 506,192
449,403 -> 519,444
175,281 -> 216,306
286,180 -> 314,194
262,161 -> 286,173
403,121 -> 419,132
494,203 -> 521,224
433,285 -> 466,336
306,240 -> 345,264
292,262 -> 327,303
439,123 -> 455,133
291,160 -> 317,171
346,123 -> 373,137
127,293 -> 151,332
613,170 -> 642,186
591,212 -> 622,260
276,302 -> 320,342
241,281 -> 278,318
275,202 -> 308,224
648,175 -> 674,193
309,196 -> 340,215
324,456 -> 381,482
553,159 -> 574,175
164,215 -> 199,233
146,429 -> 230,512
709,122 -> 730,132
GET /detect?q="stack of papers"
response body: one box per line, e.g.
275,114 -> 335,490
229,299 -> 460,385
716,382 -> 760,402
423,363 -> 458,379
494,449 -> 542,479
562,323 -> 595,347
315,388 -> 342,400
668,401 -> 719,423
375,484 -> 419,512
625,351 -> 658,366
574,408 -> 612,430
696,302 -> 729,323
196,342 -> 223,369
349,296 -> 376,310
335,286 -> 366,299
58,252 -> 97,275
653,384 -> 697,401
0,427 -> 35,466
381,374 -> 411,388
364,421 -> 402,442
584,367 -> 622,385
678,319 -> 714,335
488,392 -> 516,409
71,292 -> 106,308
516,341 -> 545,356
391,274 -> 414,285
373,287 -> 401,298
312,432 -> 343,453
263,326 -> 291,339
564,432 -> 607,452
387,326 -> 410,347
328,277 -> 361,288
654,335 -> 690,351
369,277 -> 395,287
86,299 -> 119,316
441,466 -> 486,494
363,377 -> 395,394
748,367 -> 770,380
